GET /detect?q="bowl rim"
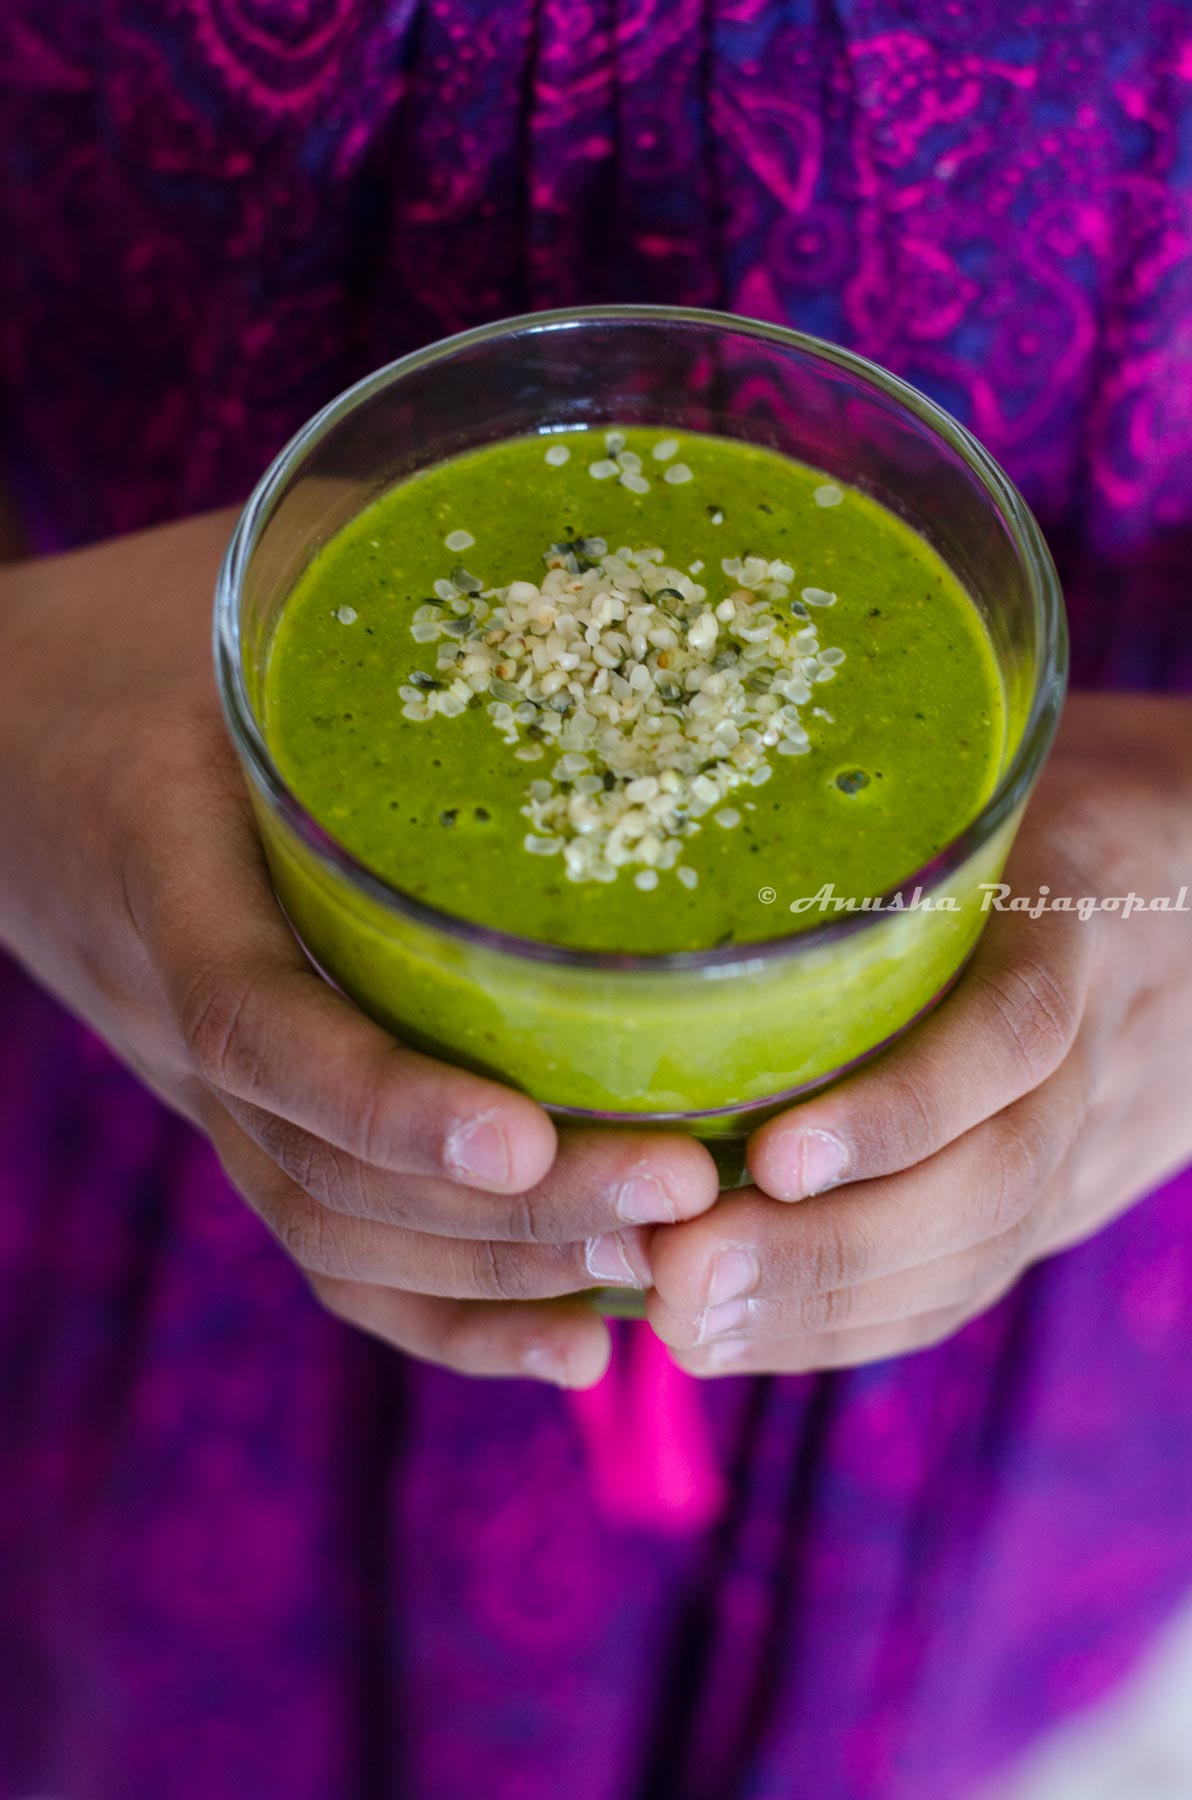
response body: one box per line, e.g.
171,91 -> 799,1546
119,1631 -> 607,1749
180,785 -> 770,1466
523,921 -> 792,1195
214,302 -> 1068,974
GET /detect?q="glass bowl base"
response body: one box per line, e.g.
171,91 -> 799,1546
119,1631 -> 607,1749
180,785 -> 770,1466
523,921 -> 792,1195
589,1285 -> 649,1321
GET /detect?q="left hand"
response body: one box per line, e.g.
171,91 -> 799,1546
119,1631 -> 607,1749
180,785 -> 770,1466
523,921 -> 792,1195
647,693 -> 1192,1375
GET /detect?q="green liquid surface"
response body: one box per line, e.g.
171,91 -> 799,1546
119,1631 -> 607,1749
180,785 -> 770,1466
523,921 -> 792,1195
265,428 -> 1004,955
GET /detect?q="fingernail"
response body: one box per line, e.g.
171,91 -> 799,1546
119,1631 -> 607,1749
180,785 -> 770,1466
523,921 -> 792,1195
522,1343 -> 571,1386
447,1112 -> 511,1187
585,1231 -> 649,1287
697,1297 -> 750,1343
706,1246 -> 759,1306
705,1338 -> 753,1371
774,1127 -> 848,1200
614,1172 -> 676,1224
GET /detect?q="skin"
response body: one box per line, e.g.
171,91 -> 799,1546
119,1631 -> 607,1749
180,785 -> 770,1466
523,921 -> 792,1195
649,695 -> 1192,1371
1,507 -> 1189,1385
0,509 -> 717,1389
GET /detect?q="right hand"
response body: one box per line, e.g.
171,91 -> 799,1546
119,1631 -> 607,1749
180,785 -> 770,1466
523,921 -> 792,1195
0,510 -> 720,1385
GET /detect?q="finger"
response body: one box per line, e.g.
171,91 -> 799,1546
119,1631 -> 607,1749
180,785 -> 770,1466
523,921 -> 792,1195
648,1221 -> 1029,1352
312,1276 -> 611,1387
748,899 -> 1093,1201
650,1063 -> 1084,1329
130,764 -> 558,1193
209,1107 -> 655,1297
222,1096 -> 720,1239
669,1301 -> 975,1378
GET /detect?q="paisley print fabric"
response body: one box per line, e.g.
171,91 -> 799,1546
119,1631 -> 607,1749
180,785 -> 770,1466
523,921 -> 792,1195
1,4 -> 1192,1797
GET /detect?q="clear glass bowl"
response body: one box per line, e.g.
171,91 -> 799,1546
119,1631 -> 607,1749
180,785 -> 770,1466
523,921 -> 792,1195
215,306 -> 1067,1193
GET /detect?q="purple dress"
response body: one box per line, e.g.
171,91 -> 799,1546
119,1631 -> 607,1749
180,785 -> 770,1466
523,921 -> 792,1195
2,5 -> 1192,1797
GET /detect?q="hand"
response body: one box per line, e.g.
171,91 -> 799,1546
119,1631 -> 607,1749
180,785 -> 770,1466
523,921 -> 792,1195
0,513 -> 720,1385
646,694 -> 1192,1375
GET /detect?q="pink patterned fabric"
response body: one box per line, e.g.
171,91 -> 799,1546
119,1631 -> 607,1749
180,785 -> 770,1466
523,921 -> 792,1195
2,4 -> 1192,1797
571,1328 -> 728,1532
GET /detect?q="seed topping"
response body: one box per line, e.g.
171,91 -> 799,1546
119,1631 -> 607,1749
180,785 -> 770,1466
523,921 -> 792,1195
401,531 -> 847,885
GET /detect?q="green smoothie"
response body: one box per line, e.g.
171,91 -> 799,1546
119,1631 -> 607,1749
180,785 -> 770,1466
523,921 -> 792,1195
266,428 -> 1002,951
257,426 -> 1011,1128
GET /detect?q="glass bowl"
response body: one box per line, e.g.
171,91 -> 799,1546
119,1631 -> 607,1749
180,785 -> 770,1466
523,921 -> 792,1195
215,306 -> 1067,1195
